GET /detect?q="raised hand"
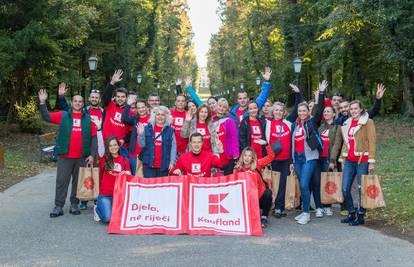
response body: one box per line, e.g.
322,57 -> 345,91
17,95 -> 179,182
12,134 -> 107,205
58,82 -> 67,96
215,135 -> 224,154
176,78 -> 182,85
110,69 -> 123,85
318,80 -> 328,92
127,94 -> 137,106
137,123 -> 145,135
185,110 -> 193,121
262,67 -> 272,81
289,83 -> 300,93
376,83 -> 386,99
253,139 -> 267,145
38,89 -> 48,104
185,78 -> 192,87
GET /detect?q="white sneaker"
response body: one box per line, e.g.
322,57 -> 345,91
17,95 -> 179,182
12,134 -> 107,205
297,213 -> 310,225
324,207 -> 333,216
295,212 -> 305,221
93,205 -> 101,222
315,208 -> 324,218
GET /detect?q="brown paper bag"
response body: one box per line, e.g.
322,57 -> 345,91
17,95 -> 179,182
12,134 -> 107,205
76,164 -> 99,201
135,158 -> 144,177
271,171 -> 280,202
361,174 -> 386,209
320,172 -> 344,204
285,173 -> 300,210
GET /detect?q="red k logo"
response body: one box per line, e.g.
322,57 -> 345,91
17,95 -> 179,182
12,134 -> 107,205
208,193 -> 229,214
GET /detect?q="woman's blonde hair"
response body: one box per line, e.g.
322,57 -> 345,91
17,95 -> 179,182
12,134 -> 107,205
235,147 -> 257,171
217,98 -> 229,111
149,105 -> 172,126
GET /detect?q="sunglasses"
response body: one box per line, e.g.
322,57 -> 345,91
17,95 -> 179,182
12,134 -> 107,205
91,89 -> 100,93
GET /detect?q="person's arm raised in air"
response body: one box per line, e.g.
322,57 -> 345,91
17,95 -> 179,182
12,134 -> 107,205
286,83 -> 303,123
313,80 -> 328,127
175,78 -> 183,95
57,82 -> 70,111
367,83 -> 386,119
255,67 -> 272,111
103,69 -> 123,107
185,78 -> 203,106
121,94 -> 138,126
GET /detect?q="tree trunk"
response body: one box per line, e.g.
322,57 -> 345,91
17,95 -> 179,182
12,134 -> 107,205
401,63 -> 414,116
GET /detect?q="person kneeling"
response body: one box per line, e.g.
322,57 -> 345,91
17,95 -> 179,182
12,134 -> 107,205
93,118 -> 131,223
171,133 -> 223,177
234,142 -> 275,228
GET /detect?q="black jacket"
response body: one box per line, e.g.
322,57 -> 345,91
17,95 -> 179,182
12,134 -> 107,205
239,116 -> 267,156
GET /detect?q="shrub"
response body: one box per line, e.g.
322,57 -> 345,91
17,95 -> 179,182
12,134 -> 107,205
14,98 -> 42,134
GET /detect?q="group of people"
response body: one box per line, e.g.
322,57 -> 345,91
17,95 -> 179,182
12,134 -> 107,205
38,66 -> 386,228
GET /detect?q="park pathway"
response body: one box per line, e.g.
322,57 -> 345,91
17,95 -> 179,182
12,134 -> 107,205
0,169 -> 413,267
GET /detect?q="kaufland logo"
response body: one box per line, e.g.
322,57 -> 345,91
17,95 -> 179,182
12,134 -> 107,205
208,193 -> 229,214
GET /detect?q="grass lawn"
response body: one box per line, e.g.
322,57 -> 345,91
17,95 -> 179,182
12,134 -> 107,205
371,115 -> 414,231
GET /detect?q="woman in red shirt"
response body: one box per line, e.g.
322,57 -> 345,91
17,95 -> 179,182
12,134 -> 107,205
93,119 -> 131,223
234,145 -> 275,228
181,104 -> 219,154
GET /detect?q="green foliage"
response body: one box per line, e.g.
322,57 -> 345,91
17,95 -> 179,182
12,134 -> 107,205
14,98 -> 42,134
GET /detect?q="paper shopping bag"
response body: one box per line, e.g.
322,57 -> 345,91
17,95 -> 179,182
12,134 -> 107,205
76,164 -> 99,201
320,172 -> 343,204
361,174 -> 386,209
285,173 -> 300,210
271,171 -> 280,202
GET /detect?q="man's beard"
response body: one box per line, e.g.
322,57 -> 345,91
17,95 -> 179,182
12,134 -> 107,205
89,102 -> 99,107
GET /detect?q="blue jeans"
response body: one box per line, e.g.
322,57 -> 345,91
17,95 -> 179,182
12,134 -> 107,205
294,153 -> 318,213
143,166 -> 168,178
271,159 -> 290,212
128,155 -> 137,176
96,195 -> 113,223
342,160 -> 368,214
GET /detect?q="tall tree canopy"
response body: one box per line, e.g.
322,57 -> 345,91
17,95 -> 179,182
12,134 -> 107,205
207,0 -> 414,115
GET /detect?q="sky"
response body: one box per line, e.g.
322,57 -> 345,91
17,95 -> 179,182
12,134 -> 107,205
187,0 -> 222,68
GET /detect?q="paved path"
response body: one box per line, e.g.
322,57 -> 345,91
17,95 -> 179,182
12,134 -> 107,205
1,170 -> 413,267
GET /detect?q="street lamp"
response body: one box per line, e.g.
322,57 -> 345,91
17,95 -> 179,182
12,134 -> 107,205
293,56 -> 302,87
232,86 -> 235,92
136,72 -> 142,95
156,82 -> 160,96
88,56 -> 98,93
256,76 -> 261,93
240,83 -> 244,90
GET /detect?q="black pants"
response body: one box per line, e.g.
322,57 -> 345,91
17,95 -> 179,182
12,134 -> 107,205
271,159 -> 290,212
55,157 -> 83,207
222,159 -> 235,176
260,188 -> 273,217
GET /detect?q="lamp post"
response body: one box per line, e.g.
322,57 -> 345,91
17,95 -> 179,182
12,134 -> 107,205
156,82 -> 160,96
88,56 -> 98,93
136,72 -> 142,96
167,87 -> 171,107
293,56 -> 302,88
256,76 -> 261,93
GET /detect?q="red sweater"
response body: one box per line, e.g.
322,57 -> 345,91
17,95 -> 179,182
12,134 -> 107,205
171,150 -> 222,177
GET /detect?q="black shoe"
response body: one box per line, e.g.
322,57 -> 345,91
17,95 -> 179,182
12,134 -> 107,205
261,217 -> 269,228
50,206 -> 64,218
69,204 -> 81,215
272,209 -> 287,219
341,212 -> 356,224
349,213 -> 365,226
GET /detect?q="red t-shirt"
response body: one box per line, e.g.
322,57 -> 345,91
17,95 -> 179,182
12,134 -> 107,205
102,100 -> 129,142
50,111 -> 97,158
129,115 -> 150,158
196,122 -> 211,153
216,122 -> 229,165
294,121 -> 305,153
269,120 -> 291,160
152,125 -> 163,168
170,109 -> 188,153
347,119 -> 368,162
250,119 -> 263,158
99,155 -> 130,196
237,108 -> 245,124
320,126 -> 330,158
172,151 -> 222,177
88,107 -> 103,122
